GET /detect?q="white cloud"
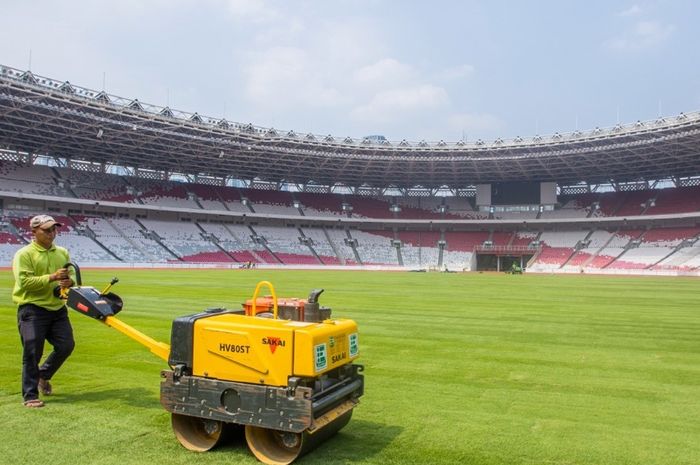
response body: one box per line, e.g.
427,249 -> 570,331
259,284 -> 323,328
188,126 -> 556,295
351,85 -> 449,123
243,46 -> 347,108
219,5 -> 470,135
607,19 -> 674,51
618,5 -> 642,17
245,47 -> 304,99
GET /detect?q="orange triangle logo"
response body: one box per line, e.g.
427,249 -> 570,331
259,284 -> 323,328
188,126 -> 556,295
268,337 -> 281,354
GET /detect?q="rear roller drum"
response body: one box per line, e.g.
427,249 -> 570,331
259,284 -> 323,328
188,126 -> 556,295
171,413 -> 225,452
245,410 -> 353,465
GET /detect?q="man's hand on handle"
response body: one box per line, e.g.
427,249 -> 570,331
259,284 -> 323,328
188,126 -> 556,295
50,268 -> 74,287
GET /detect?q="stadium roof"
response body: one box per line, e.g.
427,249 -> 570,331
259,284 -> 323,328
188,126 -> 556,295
2,64 -> 700,189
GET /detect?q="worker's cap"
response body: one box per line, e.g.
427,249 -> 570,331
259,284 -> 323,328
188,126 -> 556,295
30,214 -> 63,230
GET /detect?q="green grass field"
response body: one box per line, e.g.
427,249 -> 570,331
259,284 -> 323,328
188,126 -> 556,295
1,269 -> 699,465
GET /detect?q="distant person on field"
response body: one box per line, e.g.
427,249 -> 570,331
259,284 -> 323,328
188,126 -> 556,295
12,215 -> 76,408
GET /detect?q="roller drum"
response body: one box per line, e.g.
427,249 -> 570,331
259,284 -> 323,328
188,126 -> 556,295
171,413 -> 225,452
245,410 -> 352,465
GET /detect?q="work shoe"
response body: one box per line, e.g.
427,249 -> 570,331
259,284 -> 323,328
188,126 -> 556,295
23,399 -> 45,408
38,378 -> 52,396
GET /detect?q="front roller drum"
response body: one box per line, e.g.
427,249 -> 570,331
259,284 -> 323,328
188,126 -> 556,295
245,410 -> 353,465
171,413 -> 225,452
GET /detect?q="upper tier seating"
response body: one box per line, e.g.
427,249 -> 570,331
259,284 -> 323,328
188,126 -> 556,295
540,199 -> 590,219
396,197 -> 443,215
646,185 -> 700,214
136,183 -> 201,209
54,168 -> 133,201
443,197 -> 482,218
241,188 -> 301,216
344,196 -> 392,219
495,210 -> 538,220
296,192 -> 345,217
186,184 -> 230,211
5,163 -> 700,220
0,162 -> 69,196
612,190 -> 654,217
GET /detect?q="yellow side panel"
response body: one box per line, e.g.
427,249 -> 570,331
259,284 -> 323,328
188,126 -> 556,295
294,319 -> 359,377
192,314 -> 295,386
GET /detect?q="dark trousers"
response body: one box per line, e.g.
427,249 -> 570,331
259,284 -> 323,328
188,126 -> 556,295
17,304 -> 75,401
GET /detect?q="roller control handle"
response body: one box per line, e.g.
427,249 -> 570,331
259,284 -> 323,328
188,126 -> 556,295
64,270 -> 169,362
304,288 -> 331,322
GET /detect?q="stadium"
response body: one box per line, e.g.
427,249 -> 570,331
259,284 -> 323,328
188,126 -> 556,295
1,61 -> 699,465
1,63 -> 700,274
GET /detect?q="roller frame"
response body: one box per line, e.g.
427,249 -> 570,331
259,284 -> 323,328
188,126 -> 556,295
160,366 -> 363,433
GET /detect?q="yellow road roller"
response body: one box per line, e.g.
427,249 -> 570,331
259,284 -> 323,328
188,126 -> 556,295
64,267 -> 363,465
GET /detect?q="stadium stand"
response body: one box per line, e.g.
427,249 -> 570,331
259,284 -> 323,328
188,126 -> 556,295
540,198 -> 590,219
324,228 -> 360,265
295,192 -> 346,217
646,186 -> 700,214
1,63 -> 699,275
444,231 -> 490,251
54,167 -> 133,201
351,230 -> 399,265
3,160 -> 700,275
1,161 -> 69,197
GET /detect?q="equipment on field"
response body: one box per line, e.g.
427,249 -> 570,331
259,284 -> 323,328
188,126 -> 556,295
64,265 -> 363,465
506,263 -> 523,274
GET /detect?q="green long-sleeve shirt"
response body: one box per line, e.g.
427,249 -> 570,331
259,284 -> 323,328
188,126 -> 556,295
12,241 -> 74,310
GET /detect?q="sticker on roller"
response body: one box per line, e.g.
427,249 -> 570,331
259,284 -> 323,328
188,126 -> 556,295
349,333 -> 359,357
314,343 -> 327,371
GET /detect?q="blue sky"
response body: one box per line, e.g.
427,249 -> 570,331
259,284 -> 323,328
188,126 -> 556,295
2,0 -> 699,142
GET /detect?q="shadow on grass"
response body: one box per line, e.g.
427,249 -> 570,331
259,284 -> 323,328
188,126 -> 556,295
311,419 -> 402,463
49,387 -> 161,410
208,419 -> 403,464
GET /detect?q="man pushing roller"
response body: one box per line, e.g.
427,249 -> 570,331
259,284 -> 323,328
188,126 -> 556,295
12,214 -> 75,408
